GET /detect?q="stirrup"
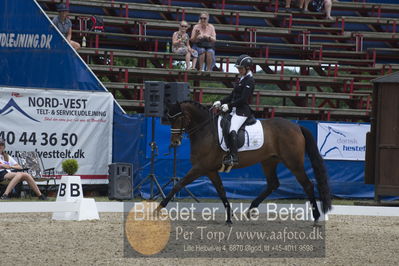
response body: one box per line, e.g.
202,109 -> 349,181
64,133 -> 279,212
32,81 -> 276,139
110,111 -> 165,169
223,154 -> 238,166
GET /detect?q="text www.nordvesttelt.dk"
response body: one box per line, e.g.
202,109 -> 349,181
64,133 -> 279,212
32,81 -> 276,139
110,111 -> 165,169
8,149 -> 85,159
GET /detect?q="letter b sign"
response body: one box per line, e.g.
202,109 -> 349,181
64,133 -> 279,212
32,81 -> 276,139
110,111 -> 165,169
56,176 -> 84,201
70,183 -> 81,197
59,183 -> 67,196
58,183 -> 80,197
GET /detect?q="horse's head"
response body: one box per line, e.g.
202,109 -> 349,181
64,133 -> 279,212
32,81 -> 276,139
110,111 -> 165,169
166,102 -> 189,147
166,101 -> 210,146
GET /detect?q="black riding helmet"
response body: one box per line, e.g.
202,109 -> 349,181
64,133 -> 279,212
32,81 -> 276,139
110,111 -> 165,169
57,3 -> 69,12
234,54 -> 253,68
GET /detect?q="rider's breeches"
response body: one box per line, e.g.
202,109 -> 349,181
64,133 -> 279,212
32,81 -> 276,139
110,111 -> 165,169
230,108 -> 247,133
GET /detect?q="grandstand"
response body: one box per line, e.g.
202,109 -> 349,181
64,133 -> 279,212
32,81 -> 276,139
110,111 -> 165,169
37,0 -> 399,121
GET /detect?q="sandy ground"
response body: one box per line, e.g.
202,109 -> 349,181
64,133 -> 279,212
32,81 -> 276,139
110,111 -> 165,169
0,213 -> 398,266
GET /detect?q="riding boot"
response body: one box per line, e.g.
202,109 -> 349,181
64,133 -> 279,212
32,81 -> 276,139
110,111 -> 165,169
228,130 -> 239,165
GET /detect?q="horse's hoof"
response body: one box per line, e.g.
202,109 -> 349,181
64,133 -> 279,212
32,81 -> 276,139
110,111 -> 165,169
313,220 -> 322,227
246,210 -> 251,219
246,208 -> 257,220
225,220 -> 233,227
154,204 -> 163,216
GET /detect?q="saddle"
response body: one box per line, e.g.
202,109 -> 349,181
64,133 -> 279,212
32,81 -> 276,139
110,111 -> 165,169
220,113 -> 257,149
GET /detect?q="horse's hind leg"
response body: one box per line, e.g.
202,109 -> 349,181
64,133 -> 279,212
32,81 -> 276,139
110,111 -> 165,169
289,166 -> 321,223
247,160 -> 280,216
208,171 -> 232,225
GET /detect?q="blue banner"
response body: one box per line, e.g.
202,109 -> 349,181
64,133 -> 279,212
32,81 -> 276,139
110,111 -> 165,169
0,0 -> 103,91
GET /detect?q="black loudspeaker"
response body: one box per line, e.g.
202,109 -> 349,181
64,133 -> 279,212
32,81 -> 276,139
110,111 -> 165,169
162,82 -> 191,124
108,163 -> 133,200
144,81 -> 165,117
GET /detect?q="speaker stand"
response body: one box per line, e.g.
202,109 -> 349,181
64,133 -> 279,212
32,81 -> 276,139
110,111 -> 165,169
157,146 -> 199,202
134,117 -> 166,200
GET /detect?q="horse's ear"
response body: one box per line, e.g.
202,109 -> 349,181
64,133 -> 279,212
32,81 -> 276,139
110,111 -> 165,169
177,101 -> 182,112
173,101 -> 181,111
166,101 -> 181,117
166,102 -> 173,110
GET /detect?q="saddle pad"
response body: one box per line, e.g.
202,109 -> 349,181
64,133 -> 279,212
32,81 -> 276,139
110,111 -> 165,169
218,116 -> 264,152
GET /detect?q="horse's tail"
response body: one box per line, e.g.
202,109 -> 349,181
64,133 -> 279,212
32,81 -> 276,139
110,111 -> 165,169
300,126 -> 332,213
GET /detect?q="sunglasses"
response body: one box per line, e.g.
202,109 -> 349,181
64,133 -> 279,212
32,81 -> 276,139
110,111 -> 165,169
180,25 -> 188,28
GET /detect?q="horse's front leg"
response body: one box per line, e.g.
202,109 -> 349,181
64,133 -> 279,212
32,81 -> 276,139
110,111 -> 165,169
156,168 -> 201,213
208,171 -> 232,226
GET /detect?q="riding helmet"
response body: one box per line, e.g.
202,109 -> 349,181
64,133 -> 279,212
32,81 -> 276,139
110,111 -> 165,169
235,54 -> 253,68
57,3 -> 69,12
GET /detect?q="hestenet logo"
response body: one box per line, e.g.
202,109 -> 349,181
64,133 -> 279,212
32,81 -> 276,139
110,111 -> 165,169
319,126 -> 346,158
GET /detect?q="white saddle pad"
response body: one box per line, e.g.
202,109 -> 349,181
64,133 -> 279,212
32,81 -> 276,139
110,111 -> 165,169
218,116 -> 264,152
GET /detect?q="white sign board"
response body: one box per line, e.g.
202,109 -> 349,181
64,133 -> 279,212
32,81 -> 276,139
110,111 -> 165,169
0,87 -> 113,183
317,122 -> 370,161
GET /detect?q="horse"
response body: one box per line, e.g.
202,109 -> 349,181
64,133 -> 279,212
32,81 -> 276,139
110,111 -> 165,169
156,101 -> 332,225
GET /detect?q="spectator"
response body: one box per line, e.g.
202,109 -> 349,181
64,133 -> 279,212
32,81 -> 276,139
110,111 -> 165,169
284,0 -> 300,11
0,139 -> 47,200
190,12 -> 216,71
52,3 -> 81,50
285,0 -> 334,20
172,21 -> 198,70
322,0 -> 335,20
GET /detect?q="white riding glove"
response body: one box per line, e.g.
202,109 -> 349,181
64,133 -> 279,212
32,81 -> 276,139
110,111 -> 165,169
212,101 -> 221,108
221,104 -> 229,112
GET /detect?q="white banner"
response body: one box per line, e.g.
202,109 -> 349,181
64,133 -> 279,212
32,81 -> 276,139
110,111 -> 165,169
0,87 -> 113,183
317,123 -> 370,161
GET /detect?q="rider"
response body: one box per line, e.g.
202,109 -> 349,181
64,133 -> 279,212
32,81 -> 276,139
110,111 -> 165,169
212,54 -> 255,165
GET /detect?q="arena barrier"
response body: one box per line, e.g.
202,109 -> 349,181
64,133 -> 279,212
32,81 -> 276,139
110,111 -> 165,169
1,202 -> 399,217
0,176 -> 100,221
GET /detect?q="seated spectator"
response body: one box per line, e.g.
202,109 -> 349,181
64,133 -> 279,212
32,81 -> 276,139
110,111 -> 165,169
322,0 -> 335,20
190,12 -> 216,71
284,0 -> 301,11
172,21 -> 198,70
285,0 -> 335,20
52,3 -> 81,50
0,139 -> 47,200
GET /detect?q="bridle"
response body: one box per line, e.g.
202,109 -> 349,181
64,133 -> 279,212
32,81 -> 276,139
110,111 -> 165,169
168,111 -> 187,139
168,107 -> 219,139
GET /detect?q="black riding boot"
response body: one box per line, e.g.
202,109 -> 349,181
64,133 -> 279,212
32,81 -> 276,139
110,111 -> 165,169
228,130 -> 239,165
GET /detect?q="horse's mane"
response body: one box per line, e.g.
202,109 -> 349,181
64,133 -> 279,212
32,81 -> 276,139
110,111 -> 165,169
179,100 -> 210,120
180,100 -> 208,111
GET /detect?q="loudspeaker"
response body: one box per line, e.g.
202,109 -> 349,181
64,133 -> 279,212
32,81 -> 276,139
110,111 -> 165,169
164,82 -> 190,103
162,82 -> 191,124
144,81 -> 165,117
108,163 -> 133,200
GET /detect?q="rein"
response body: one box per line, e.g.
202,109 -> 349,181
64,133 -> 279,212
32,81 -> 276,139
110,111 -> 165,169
169,107 -> 220,137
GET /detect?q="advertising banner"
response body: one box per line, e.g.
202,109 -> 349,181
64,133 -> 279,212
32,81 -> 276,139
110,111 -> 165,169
0,87 -> 113,183
317,122 -> 370,161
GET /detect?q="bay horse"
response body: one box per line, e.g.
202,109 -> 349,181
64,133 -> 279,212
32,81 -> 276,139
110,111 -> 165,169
157,101 -> 332,225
